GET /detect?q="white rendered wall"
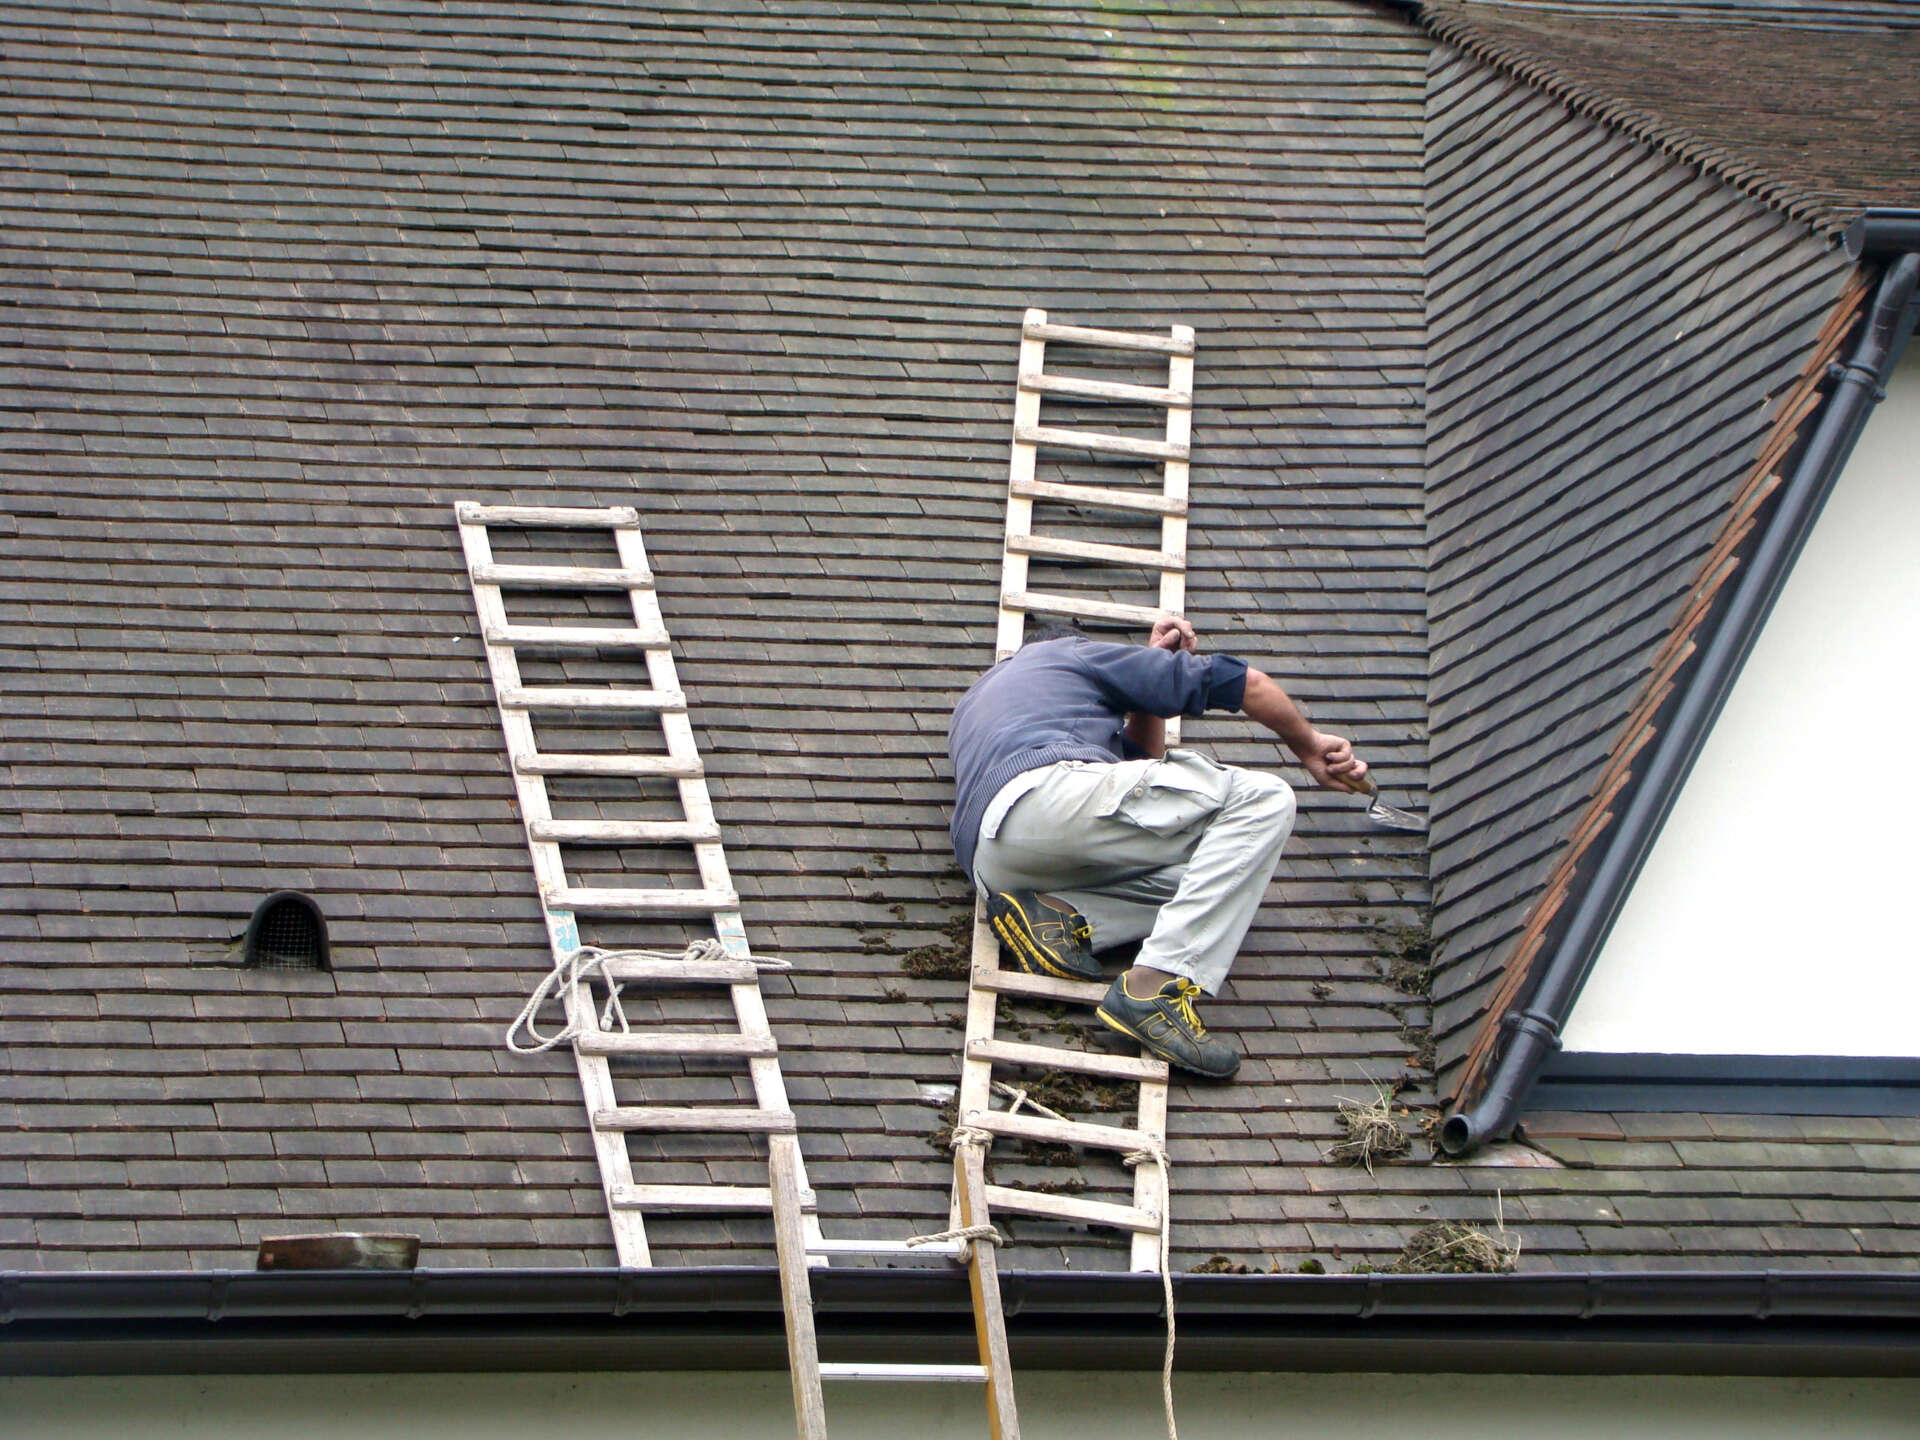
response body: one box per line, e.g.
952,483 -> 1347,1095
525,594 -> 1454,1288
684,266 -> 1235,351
1562,347 -> 1920,1056
5,1370 -> 1919,1440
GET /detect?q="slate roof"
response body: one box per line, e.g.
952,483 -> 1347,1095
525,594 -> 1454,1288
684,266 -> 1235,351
1413,7 -> 1920,1262
0,0 -> 1434,1274
1419,33 -> 1858,1083
2,0 -> 1917,1285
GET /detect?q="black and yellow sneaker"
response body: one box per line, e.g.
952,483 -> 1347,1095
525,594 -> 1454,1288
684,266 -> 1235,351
1096,973 -> 1240,1078
985,889 -> 1101,982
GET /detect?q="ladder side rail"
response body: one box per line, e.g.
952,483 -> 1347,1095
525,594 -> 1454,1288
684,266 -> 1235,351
1160,331 -> 1194,748
456,512 -> 653,1267
771,1136 -> 831,1440
957,1143 -> 1021,1440
997,311 -> 1048,660
1126,329 -> 1189,1270
950,905 -> 1005,1234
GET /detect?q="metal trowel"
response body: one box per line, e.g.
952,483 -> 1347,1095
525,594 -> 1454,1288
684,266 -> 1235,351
1348,776 -> 1424,832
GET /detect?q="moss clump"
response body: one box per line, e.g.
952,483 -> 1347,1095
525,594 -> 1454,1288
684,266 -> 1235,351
1026,1176 -> 1087,1196
1387,1221 -> 1518,1275
1190,1255 -> 1254,1275
900,911 -> 974,980
1400,1023 -> 1436,1073
1374,919 -> 1434,997
1017,1140 -> 1079,1166
926,1097 -> 960,1154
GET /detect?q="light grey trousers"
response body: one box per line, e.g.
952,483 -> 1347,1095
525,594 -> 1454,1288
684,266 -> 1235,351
970,750 -> 1296,994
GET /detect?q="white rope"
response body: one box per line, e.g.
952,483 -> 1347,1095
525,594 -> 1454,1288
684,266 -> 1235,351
504,939 -> 788,1055
904,1223 -> 1002,1250
1125,1140 -> 1178,1440
902,1124 -> 1006,1255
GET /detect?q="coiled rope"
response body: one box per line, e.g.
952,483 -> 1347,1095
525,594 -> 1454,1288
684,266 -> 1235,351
505,939 -> 790,1055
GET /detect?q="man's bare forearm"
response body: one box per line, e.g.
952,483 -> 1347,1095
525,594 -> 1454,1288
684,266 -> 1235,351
1240,668 -> 1315,753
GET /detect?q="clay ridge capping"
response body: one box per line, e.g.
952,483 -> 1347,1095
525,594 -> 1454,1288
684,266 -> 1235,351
1416,2 -> 1920,238
1447,264 -> 1873,1111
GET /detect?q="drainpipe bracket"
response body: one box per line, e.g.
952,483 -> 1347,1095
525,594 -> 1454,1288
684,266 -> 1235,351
1827,359 -> 1885,398
1501,1007 -> 1563,1051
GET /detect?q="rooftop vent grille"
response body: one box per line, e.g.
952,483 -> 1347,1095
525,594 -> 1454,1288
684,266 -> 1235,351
243,891 -> 330,971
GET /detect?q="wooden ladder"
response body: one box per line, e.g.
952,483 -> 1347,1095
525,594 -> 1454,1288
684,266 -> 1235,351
458,502 -> 1014,1440
952,308 -> 1196,1303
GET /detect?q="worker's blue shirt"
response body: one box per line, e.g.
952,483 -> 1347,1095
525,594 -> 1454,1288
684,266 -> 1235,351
947,637 -> 1249,876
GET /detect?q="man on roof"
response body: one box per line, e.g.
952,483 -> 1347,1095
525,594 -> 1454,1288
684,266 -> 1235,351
948,615 -> 1366,1078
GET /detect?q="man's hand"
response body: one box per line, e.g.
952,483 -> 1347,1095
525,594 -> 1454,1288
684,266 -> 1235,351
1292,730 -> 1368,793
1148,615 -> 1197,653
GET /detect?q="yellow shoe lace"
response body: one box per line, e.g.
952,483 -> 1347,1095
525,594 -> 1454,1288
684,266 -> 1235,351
1168,978 -> 1208,1036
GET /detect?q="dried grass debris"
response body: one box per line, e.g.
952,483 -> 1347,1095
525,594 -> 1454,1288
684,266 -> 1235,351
1326,1086 -> 1412,1172
1387,1219 -> 1520,1275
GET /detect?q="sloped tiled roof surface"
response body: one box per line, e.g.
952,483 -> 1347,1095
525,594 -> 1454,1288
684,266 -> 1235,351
0,0 -> 1441,1272
1421,39 -> 1855,1079
1421,41 -> 1920,1266
9,0 -> 1918,1283
1418,0 -> 1920,236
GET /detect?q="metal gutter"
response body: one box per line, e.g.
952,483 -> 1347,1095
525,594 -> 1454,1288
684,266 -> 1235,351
1440,228 -> 1920,1158
4,1268 -> 1920,1378
1845,209 -> 1920,262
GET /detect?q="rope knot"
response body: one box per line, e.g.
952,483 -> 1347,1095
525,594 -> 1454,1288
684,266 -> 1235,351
904,1222 -> 1002,1253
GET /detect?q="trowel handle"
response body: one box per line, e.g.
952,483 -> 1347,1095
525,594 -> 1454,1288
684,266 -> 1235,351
1344,774 -> 1378,797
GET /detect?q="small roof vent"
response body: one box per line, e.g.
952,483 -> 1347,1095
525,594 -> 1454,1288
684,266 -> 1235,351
243,891 -> 330,971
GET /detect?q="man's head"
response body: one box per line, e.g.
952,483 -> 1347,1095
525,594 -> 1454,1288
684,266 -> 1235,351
1025,619 -> 1089,646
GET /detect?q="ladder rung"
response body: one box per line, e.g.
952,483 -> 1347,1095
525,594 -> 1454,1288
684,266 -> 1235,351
483,623 -> 667,650
547,886 -> 739,915
1003,590 -> 1167,627
972,966 -> 1108,1006
472,562 -> 655,590
1022,317 -> 1195,357
1010,477 -> 1188,518
516,753 -> 703,778
529,818 -> 721,844
593,1105 -> 796,1134
600,955 -> 760,984
967,1037 -> 1168,1082
1016,423 -> 1187,463
984,1183 -> 1163,1234
576,1031 -> 777,1058
501,686 -> 686,712
457,502 -> 640,527
611,1183 -> 775,1211
819,1364 -> 988,1384
1007,532 -> 1185,570
805,1238 -> 966,1259
1019,370 -> 1190,407
968,1107 -> 1150,1155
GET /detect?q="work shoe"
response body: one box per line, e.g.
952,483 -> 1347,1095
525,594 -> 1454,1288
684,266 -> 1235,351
1096,974 -> 1241,1079
985,889 -> 1101,982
